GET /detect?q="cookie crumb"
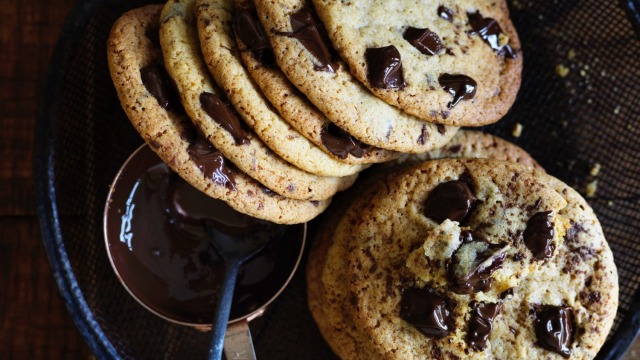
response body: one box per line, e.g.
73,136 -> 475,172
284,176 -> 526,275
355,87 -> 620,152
556,64 -> 570,77
585,180 -> 597,198
512,123 -> 523,138
590,163 -> 601,176
608,200 -> 614,207
567,49 -> 576,60
613,106 -> 621,115
580,69 -> 587,77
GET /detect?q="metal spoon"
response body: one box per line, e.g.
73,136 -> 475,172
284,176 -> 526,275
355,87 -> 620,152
206,222 -> 285,360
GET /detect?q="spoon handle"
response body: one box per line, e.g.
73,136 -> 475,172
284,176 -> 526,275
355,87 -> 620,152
208,259 -> 241,360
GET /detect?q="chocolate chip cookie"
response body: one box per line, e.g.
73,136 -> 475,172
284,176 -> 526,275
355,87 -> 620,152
348,159 -> 617,359
312,0 -> 522,126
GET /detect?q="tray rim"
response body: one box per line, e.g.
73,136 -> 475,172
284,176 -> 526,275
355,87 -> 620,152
33,0 -> 640,359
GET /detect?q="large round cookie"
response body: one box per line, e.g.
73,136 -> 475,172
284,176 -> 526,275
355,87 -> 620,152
159,0 -> 356,201
231,0 -> 398,165
348,159 -> 617,359
253,0 -> 459,153
307,132 -> 544,358
195,0 -> 366,177
107,5 -> 329,224
312,0 -> 522,126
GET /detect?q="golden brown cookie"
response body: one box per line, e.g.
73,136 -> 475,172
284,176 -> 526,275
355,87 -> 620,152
312,0 -> 522,126
348,159 -> 617,359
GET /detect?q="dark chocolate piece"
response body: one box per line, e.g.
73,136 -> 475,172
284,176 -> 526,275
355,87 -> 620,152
448,232 -> 506,294
403,27 -> 443,56
523,211 -> 555,261
467,11 -> 517,59
187,136 -> 236,190
199,92 -> 249,145
140,64 -> 184,114
467,301 -> 501,350
104,145 -> 303,324
424,180 -> 477,223
320,123 -> 371,159
278,8 -> 336,72
365,45 -> 406,89
400,287 -> 456,338
533,305 -> 574,358
233,9 -> 275,66
438,6 -> 454,21
438,74 -> 477,109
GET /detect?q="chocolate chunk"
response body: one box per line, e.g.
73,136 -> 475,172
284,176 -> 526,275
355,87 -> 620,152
438,74 -> 477,109
365,45 -> 406,89
400,287 -> 456,338
467,11 -> 517,59
448,233 -> 506,294
437,124 -> 446,135
438,6 -> 455,21
140,64 -> 184,114
467,301 -> 501,350
278,8 -> 336,72
320,123 -> 371,159
199,92 -> 249,145
403,27 -> 443,56
523,211 -> 555,261
233,9 -> 275,66
424,180 -> 477,223
500,288 -> 514,299
533,305 -> 574,358
187,136 -> 236,190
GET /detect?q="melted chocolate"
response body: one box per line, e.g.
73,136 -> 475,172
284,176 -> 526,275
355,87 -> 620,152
438,6 -> 455,21
403,27 -> 443,56
438,74 -> 477,109
523,211 -> 555,261
199,92 -> 249,145
233,9 -> 275,66
187,136 -> 236,190
423,180 -> 477,223
140,64 -> 184,114
448,232 -> 506,294
467,302 -> 501,350
104,146 -> 304,324
533,305 -> 574,358
279,8 -> 336,72
365,45 -> 406,89
320,123 -> 370,159
467,11 -> 516,59
400,287 -> 456,338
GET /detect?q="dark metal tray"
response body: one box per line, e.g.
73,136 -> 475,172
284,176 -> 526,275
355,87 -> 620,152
35,0 -> 640,358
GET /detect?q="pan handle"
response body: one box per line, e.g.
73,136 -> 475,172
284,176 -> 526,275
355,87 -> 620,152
224,320 -> 256,360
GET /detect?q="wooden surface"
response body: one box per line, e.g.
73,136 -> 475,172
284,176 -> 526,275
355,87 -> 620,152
0,0 -> 91,358
0,0 -> 638,359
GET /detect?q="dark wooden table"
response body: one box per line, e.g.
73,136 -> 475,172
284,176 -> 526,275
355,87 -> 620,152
1,1 -> 638,359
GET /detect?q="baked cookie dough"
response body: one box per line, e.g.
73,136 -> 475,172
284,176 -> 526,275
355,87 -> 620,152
160,0 -> 356,201
348,159 -> 617,359
312,0 -> 522,126
308,132 -> 547,358
107,5 -> 329,223
253,0 -> 459,153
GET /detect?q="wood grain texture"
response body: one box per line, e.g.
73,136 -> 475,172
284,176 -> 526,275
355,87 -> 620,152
1,0 -> 91,359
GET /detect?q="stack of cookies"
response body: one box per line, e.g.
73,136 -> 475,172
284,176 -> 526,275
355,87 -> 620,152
107,0 -> 522,224
308,138 -> 618,359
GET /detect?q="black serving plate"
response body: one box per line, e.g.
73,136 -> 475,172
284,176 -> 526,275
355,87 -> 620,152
35,0 -> 640,358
